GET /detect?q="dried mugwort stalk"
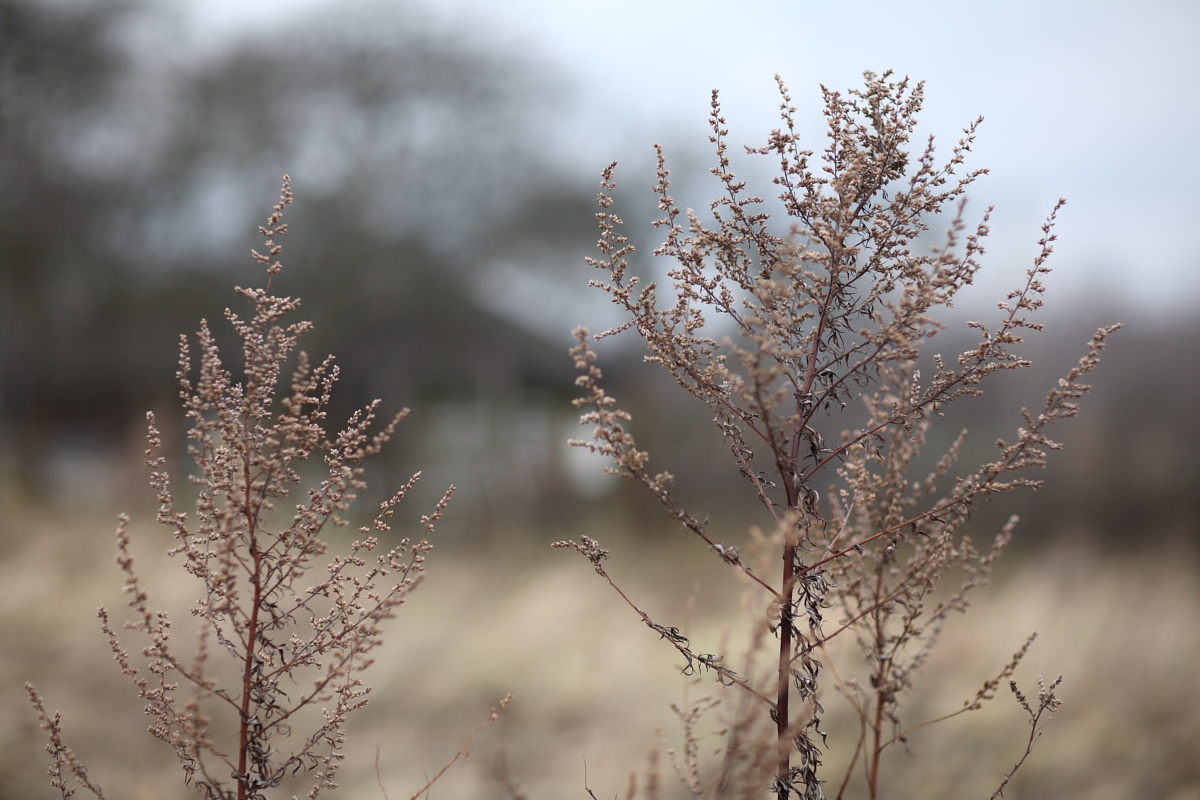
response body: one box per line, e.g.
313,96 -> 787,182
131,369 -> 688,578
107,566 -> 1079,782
560,71 -> 1114,799
28,176 -> 456,800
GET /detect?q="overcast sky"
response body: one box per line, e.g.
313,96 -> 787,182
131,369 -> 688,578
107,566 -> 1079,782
190,0 -> 1199,318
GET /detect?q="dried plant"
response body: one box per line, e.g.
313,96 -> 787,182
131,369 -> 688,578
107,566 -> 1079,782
25,177 -> 466,800
558,70 -> 1118,798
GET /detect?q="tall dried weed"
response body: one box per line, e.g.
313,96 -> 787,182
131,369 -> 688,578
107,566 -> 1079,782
558,70 -> 1117,799
24,178 -> 506,800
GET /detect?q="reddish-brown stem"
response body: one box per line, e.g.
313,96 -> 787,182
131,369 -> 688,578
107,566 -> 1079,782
774,286 -> 839,795
236,425 -> 261,800
866,559 -> 889,799
776,532 -> 796,792
868,692 -> 884,799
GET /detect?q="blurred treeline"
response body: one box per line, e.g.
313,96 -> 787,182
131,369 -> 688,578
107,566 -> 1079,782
1,0 -> 1195,550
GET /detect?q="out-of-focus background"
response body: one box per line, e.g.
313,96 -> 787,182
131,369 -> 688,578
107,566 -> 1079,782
1,1 -> 1197,798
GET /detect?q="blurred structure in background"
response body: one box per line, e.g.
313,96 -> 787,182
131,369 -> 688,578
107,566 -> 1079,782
0,0 -> 1196,550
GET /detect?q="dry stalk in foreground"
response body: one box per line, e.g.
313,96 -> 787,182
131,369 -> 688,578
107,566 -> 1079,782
25,177 -> 488,800
557,70 -> 1117,799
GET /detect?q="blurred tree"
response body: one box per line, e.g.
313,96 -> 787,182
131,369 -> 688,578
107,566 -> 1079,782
0,0 -> 590,503
0,0 -> 146,499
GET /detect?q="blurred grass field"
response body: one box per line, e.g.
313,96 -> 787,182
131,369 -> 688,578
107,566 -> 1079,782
2,503 -> 1198,800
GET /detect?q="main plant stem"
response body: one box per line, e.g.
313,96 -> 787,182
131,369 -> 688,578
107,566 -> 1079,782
236,432 -> 262,800
774,273 -> 836,797
777,533 -> 797,795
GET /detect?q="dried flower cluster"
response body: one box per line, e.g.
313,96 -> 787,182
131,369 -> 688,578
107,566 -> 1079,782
559,71 -> 1118,798
27,177 -> 455,800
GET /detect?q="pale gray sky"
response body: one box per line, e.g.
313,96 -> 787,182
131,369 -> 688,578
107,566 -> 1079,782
190,0 -> 1199,316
